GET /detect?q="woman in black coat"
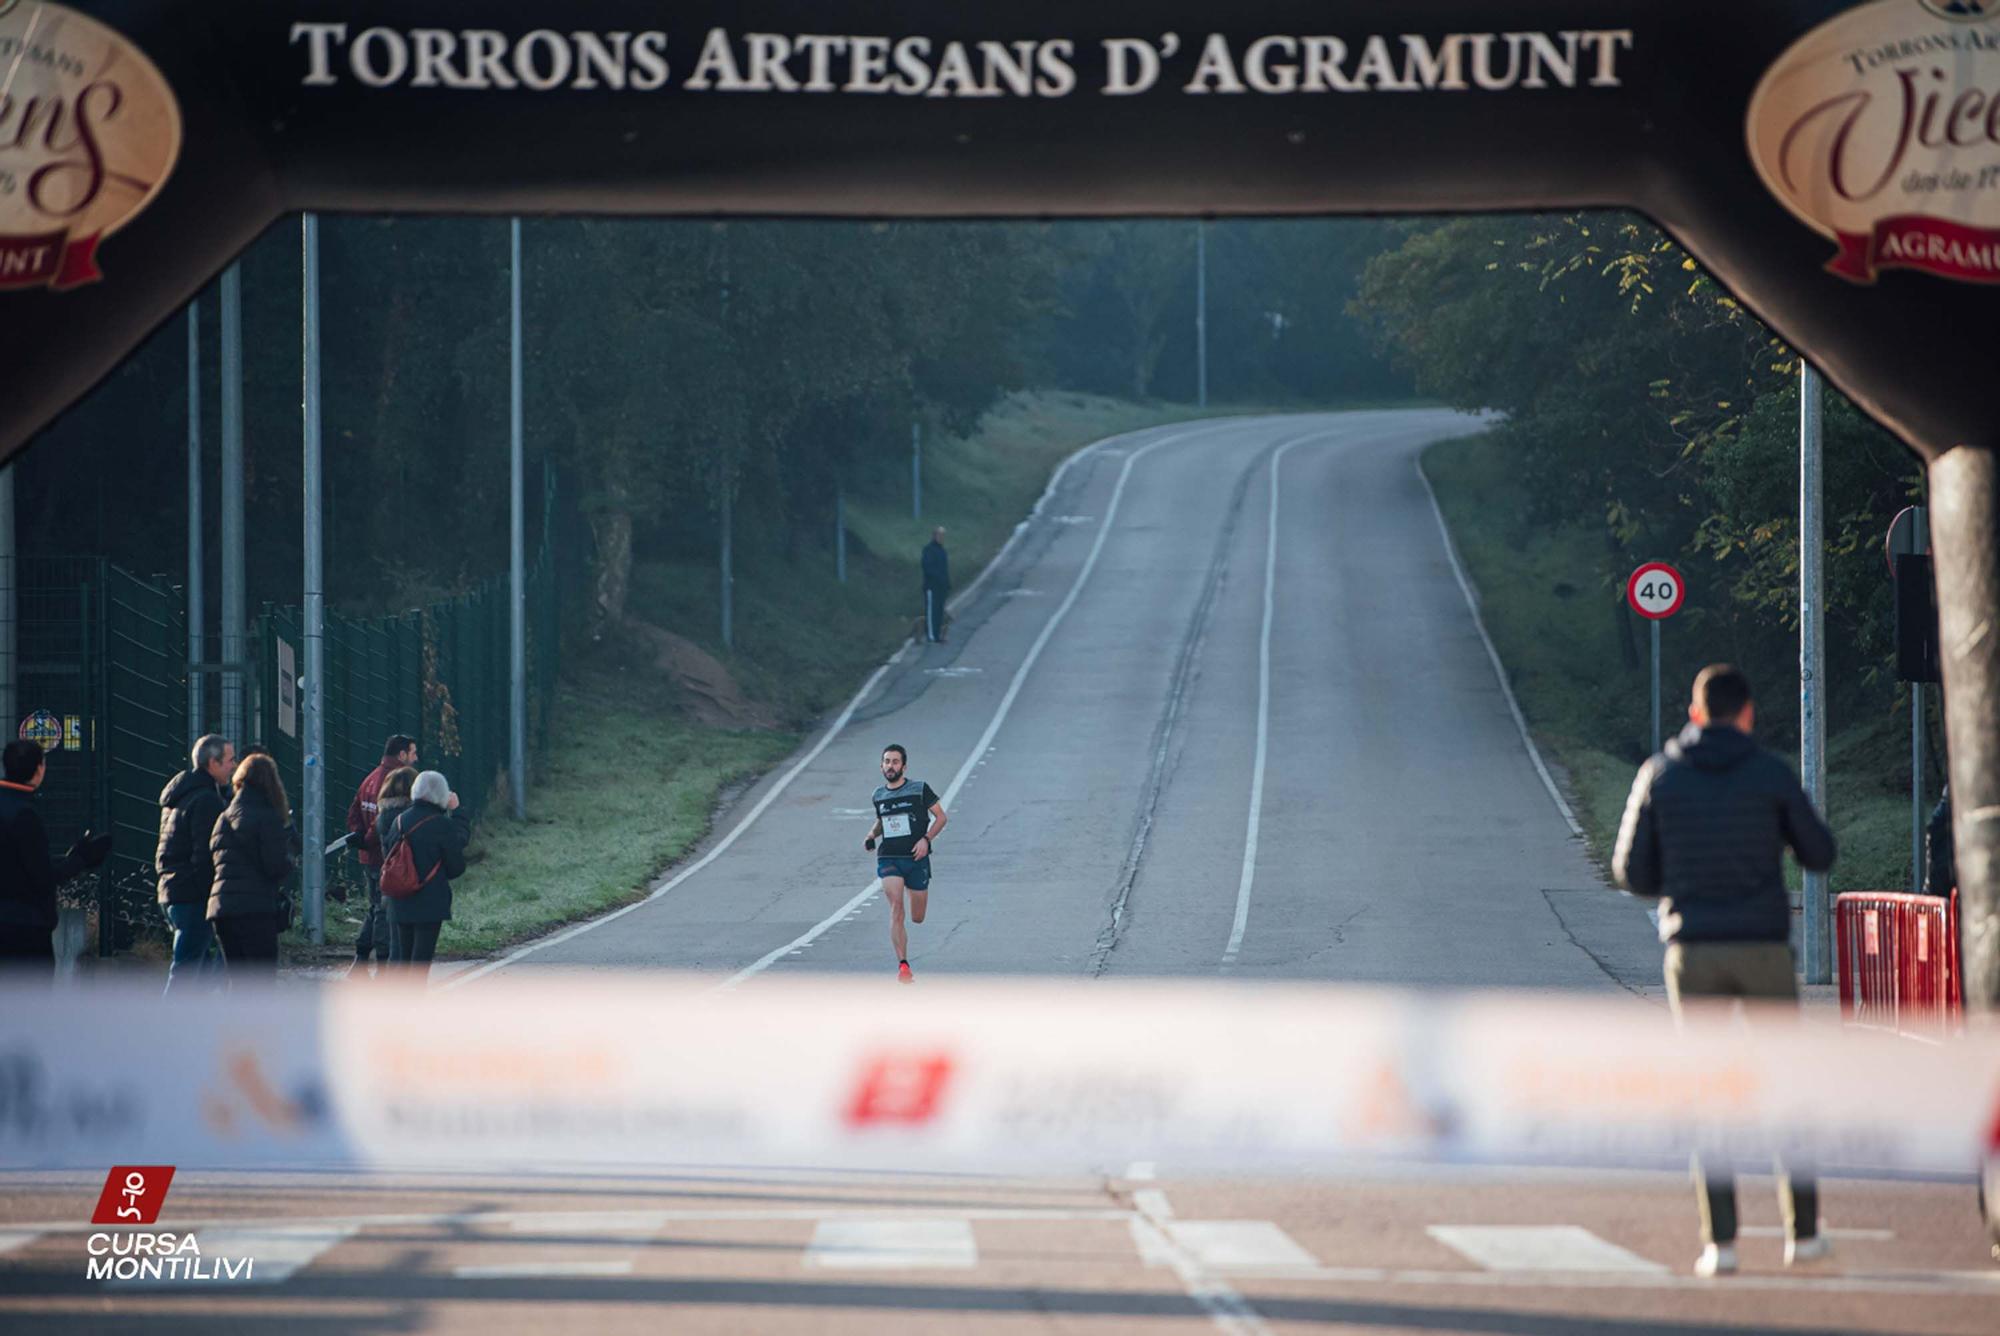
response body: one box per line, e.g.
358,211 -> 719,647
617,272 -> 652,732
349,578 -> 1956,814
206,753 -> 296,972
384,769 -> 469,976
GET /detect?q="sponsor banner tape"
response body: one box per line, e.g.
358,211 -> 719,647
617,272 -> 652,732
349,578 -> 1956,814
1,978 -> 1994,1174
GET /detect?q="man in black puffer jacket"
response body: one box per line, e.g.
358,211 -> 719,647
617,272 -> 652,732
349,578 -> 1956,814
156,734 -> 234,993
1614,664 -> 1836,1279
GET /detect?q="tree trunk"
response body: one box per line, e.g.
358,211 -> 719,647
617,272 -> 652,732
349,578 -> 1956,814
589,477 -> 633,639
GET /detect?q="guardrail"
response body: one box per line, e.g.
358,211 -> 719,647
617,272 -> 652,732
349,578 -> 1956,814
1835,889 -> 1962,1040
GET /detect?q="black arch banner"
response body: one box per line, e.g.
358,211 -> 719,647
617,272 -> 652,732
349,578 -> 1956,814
6,1 -> 1999,463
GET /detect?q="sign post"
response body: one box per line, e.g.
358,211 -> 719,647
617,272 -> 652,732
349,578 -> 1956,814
1627,562 -> 1686,755
1887,504 -> 1933,895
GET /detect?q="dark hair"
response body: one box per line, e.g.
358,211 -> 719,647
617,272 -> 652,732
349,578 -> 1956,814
383,733 -> 417,760
379,766 -> 418,805
232,752 -> 291,819
881,744 -> 907,763
3,740 -> 43,784
1694,664 -> 1753,724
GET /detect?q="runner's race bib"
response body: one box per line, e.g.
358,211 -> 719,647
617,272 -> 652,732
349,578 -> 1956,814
883,814 -> 912,839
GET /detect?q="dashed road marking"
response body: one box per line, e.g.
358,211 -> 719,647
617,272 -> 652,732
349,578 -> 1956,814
0,1229 -> 40,1255
805,1219 -> 978,1269
1427,1225 -> 1666,1274
455,1260 -> 635,1279
1165,1221 -> 1319,1271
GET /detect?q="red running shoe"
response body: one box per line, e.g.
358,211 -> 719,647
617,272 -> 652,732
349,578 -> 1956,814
898,961 -> 914,984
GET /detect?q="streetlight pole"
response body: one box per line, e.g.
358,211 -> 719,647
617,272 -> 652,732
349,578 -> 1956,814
509,218 -> 527,819
1196,221 -> 1209,409
1800,361 -> 1829,984
220,264 -> 246,745
187,301 -> 204,740
301,215 -> 326,945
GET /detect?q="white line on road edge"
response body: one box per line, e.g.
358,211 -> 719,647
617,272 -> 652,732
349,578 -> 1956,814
721,429 -> 1192,988
448,418 -> 1223,988
1221,436 -> 1303,971
1427,1224 -> 1666,1274
1414,457 -> 1583,838
1128,1189 -> 1273,1335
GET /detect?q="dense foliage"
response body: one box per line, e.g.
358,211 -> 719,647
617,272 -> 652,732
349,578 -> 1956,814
20,216 -> 1408,628
1352,212 -> 1922,746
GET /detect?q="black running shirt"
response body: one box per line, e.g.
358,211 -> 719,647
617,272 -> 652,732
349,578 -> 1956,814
872,780 -> 938,858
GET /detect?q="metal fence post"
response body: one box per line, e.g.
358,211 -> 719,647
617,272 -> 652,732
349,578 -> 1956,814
301,214 -> 326,945
1801,362 -> 1830,984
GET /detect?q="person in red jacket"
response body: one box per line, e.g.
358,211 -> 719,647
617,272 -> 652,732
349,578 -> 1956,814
345,733 -> 416,975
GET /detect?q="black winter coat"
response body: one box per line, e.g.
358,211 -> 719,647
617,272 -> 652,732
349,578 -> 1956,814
1925,788 -> 1954,897
921,539 -> 949,591
206,788 -> 297,922
156,770 -> 226,907
384,801 -> 469,925
1613,724 -> 1836,944
0,784 -> 81,929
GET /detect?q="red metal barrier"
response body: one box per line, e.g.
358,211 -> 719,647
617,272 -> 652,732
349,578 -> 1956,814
1834,890 -> 1961,1040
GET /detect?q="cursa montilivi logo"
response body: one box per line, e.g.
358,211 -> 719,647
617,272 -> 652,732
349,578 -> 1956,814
1748,0 -> 2000,285
0,2 -> 181,292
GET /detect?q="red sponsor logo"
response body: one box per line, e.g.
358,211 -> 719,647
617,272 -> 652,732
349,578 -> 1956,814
90,1166 -> 174,1225
843,1052 -> 956,1127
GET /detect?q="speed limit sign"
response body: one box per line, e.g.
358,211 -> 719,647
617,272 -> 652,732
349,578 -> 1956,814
1627,562 -> 1686,620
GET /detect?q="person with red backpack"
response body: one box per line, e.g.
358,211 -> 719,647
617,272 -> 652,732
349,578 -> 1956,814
345,734 -> 416,976
379,769 -> 468,977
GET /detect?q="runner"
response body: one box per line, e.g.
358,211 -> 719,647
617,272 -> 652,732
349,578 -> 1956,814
863,744 -> 947,983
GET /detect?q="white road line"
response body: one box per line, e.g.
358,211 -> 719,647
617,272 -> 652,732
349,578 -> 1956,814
1427,1224 -> 1666,1274
8,1206 -> 1138,1237
805,1219 -> 978,1269
1133,1189 -> 1175,1220
722,427 -> 1196,988
110,1224 -> 358,1288
1221,435 -> 1303,971
1415,456 -> 1583,837
0,1229 -> 40,1255
455,1260 -> 635,1279
1129,1191 -> 1273,1336
447,417 -> 1204,988
1265,1263 -> 2000,1297
1739,1225 -> 1895,1241
1165,1221 -> 1320,1271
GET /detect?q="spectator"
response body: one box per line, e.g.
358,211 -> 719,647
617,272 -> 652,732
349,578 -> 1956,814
155,734 -> 234,992
0,740 -> 110,973
207,752 -> 297,976
369,766 -> 418,970
1613,664 -> 1837,1277
922,525 -> 950,643
346,733 -> 416,975
1925,785 -> 1954,897
384,770 -> 468,977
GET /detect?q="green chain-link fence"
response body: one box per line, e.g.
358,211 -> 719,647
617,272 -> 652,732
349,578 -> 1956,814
13,558 -> 189,954
10,471 -> 571,954
250,474 -> 567,904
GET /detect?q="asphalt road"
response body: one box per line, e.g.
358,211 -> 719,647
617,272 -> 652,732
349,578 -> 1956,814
452,408 -> 1662,992
6,410 -> 1992,1334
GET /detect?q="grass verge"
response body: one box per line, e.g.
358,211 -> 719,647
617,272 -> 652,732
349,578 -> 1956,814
1423,430 -> 1923,895
315,390 -> 1400,962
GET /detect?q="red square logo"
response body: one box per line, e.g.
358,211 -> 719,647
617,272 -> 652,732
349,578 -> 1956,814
843,1053 -> 955,1127
91,1166 -> 175,1225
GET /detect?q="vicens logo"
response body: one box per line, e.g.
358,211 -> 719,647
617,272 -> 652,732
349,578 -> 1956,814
1747,0 -> 2000,284
0,2 -> 181,291
1920,0 -> 1994,22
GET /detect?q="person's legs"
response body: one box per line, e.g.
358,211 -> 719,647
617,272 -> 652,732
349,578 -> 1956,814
352,867 -> 383,964
384,895 -> 403,963
1667,943 -> 1743,1266
882,878 -> 909,962
163,903 -> 216,993
0,925 -> 54,977
1732,941 -> 1822,1249
399,922 -> 440,980
213,914 -> 279,978
924,588 -> 939,642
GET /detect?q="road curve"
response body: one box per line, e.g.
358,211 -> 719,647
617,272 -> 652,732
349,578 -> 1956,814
466,409 -> 1660,993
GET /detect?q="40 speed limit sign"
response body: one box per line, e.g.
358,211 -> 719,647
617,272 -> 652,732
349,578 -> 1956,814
1627,562 -> 1686,620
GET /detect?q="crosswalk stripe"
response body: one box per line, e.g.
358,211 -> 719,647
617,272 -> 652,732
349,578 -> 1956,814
1427,1225 -> 1666,1274
804,1219 -> 978,1269
455,1260 -> 635,1279
1164,1221 -> 1320,1271
0,1230 -> 41,1256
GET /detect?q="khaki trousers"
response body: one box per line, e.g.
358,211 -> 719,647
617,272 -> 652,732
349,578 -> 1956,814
1664,941 -> 1819,1248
